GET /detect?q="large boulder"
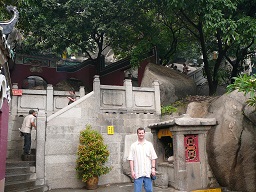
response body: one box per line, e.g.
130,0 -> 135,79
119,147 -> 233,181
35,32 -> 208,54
141,63 -> 196,105
205,90 -> 256,192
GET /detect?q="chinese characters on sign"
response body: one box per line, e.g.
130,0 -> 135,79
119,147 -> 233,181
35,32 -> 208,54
184,134 -> 199,162
12,89 -> 22,96
107,126 -> 114,135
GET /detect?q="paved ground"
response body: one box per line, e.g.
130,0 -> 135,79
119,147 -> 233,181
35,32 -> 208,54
48,182 -> 176,192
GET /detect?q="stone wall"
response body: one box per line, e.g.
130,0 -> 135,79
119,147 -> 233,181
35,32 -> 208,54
7,84 -> 85,159
37,76 -> 161,190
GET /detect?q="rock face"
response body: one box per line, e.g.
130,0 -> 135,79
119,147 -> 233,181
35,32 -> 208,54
141,63 -> 196,105
186,101 -> 211,118
205,90 -> 256,192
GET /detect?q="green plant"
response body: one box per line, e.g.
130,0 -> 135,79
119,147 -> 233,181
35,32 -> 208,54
161,105 -> 177,115
227,74 -> 256,108
76,124 -> 111,182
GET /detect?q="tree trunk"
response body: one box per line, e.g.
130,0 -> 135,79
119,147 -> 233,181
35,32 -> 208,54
230,60 -> 239,84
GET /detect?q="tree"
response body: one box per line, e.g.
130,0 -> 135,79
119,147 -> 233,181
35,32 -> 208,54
116,0 -> 256,95
110,0 -> 200,66
17,0 -> 130,73
18,0 -> 200,69
224,1 -> 256,82
15,0 -> 256,95
168,0 -> 256,95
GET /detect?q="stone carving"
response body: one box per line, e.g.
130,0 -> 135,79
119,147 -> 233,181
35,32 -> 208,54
30,66 -> 43,73
0,6 -> 21,50
0,6 -> 19,35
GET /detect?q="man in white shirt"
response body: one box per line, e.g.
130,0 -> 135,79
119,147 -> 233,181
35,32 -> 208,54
20,109 -> 37,155
128,127 -> 158,192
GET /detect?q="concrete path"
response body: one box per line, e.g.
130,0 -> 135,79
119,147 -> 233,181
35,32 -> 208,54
48,182 -> 176,192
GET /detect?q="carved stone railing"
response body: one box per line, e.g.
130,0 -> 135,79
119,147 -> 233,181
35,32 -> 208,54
10,84 -> 85,117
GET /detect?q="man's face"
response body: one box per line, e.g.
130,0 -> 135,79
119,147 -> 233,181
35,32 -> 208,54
137,129 -> 145,140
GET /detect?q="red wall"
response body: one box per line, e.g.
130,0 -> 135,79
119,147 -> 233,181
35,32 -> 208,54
0,99 -> 9,180
11,64 -> 96,90
11,56 -> 155,89
10,64 -> 128,90
100,70 -> 125,86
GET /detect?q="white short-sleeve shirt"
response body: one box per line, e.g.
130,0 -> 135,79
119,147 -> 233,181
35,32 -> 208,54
20,114 -> 36,134
127,140 -> 157,179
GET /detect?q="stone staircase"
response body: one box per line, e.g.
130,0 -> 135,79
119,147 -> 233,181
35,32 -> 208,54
5,158 -> 46,192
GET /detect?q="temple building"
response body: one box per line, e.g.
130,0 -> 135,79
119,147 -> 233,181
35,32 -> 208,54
0,5 -> 19,191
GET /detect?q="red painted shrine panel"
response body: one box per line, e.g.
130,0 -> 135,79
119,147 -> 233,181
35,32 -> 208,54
184,134 -> 199,162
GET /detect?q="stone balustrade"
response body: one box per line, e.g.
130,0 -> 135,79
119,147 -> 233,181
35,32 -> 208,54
8,75 -> 161,188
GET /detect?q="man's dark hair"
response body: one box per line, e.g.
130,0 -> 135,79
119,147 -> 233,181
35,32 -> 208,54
29,109 -> 35,114
137,127 -> 145,134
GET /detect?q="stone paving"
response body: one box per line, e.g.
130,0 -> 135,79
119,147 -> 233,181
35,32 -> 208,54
48,182 -> 176,192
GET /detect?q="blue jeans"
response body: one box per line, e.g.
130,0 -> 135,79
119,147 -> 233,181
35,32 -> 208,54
23,133 -> 31,154
134,176 -> 153,192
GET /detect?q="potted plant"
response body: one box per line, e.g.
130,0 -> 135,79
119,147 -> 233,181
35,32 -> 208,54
76,124 -> 111,190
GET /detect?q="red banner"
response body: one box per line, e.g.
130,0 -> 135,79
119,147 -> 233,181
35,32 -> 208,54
12,89 -> 22,96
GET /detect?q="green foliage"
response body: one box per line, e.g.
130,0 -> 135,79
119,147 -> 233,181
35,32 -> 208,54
76,124 -> 111,183
161,105 -> 177,115
17,0 -> 127,61
227,74 -> 256,108
12,0 -> 256,96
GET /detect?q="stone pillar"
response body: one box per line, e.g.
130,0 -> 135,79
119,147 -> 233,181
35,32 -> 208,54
93,75 -> 100,108
124,79 -> 133,111
79,86 -> 85,97
36,110 -> 46,185
10,83 -> 18,116
170,115 -> 216,191
46,84 -> 53,116
152,80 -> 161,115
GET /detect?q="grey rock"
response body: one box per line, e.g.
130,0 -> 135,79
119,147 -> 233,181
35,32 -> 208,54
206,90 -> 256,192
141,63 -> 196,105
186,101 -> 210,118
244,105 -> 256,125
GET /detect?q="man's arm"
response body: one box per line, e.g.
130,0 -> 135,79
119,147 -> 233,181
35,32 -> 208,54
67,96 -> 76,101
151,159 -> 156,176
31,120 -> 36,129
129,160 -> 136,179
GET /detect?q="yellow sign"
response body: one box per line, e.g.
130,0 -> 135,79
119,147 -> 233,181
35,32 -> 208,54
107,126 -> 114,135
158,129 -> 172,139
192,188 -> 221,192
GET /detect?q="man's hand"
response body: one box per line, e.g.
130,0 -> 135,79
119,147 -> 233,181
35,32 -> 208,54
151,167 -> 156,176
131,170 -> 136,179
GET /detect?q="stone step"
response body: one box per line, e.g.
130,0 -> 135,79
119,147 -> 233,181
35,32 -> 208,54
5,160 -> 46,191
6,172 -> 36,182
12,186 -> 47,192
5,179 -> 37,191
6,166 -> 35,174
6,160 -> 36,167
5,182 -> 47,192
8,185 -> 45,192
21,154 -> 36,161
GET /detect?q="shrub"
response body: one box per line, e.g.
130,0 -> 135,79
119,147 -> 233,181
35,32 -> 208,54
227,74 -> 256,108
161,105 -> 177,115
76,124 -> 111,182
